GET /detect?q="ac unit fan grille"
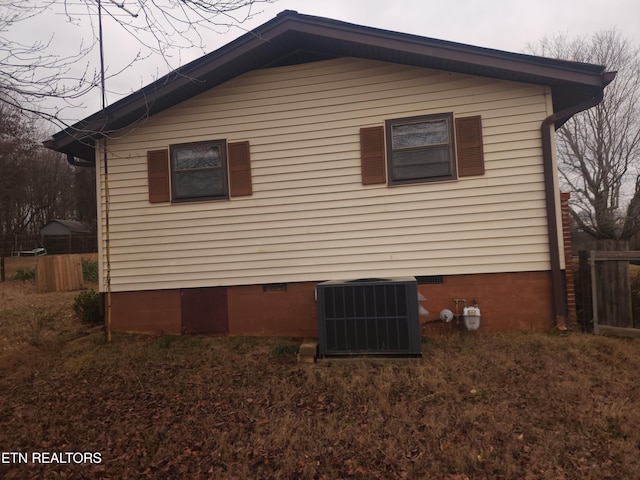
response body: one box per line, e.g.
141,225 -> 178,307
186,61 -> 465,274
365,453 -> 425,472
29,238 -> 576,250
317,278 -> 421,357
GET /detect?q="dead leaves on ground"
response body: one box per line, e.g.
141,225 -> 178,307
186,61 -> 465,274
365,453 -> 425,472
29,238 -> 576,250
3,282 -> 640,479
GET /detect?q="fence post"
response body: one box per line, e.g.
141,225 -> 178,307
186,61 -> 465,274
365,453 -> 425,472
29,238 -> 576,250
578,251 -> 591,332
591,251 -> 599,334
595,240 -> 632,330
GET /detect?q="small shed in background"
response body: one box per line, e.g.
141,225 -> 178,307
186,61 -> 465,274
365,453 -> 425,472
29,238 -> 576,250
40,220 -> 97,254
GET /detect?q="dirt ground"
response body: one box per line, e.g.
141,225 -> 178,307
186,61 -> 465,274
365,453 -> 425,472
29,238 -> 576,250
2,255 -> 39,278
0,279 -> 84,354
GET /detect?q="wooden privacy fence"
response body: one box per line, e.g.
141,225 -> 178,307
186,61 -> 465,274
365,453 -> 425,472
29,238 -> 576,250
582,248 -> 640,338
36,254 -> 85,293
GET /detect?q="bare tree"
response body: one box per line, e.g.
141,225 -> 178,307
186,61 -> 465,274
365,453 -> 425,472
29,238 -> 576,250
2,1 -> 274,252
86,0 -> 275,62
0,0 -> 275,128
0,1 -> 97,124
0,103 -> 80,253
74,166 -> 97,232
529,30 -> 640,240
0,102 -> 38,242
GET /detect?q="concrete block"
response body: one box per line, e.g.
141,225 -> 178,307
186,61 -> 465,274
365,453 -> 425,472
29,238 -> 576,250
297,341 -> 318,363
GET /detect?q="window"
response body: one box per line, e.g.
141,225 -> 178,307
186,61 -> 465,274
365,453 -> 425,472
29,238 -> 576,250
170,140 -> 228,201
360,115 -> 484,186
147,140 -> 252,204
385,113 -> 456,184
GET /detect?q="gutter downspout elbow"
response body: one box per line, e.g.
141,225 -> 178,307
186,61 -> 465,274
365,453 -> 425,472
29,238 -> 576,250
541,90 -> 605,331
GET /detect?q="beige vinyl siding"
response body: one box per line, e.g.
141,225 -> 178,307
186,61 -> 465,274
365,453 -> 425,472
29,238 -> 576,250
97,57 -> 556,292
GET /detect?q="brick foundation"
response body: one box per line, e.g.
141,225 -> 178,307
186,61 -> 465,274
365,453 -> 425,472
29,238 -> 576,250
561,192 -> 577,323
110,289 -> 182,335
419,271 -> 554,335
108,270 -> 555,336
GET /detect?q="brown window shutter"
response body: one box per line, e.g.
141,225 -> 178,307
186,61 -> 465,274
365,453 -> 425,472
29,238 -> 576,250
147,149 -> 170,203
228,141 -> 252,197
360,126 -> 386,185
456,116 -> 485,177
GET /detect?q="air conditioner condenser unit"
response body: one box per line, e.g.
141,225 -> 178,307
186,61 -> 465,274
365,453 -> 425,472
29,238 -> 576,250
316,277 -> 422,357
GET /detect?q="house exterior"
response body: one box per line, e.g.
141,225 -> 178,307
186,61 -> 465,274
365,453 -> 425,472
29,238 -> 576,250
45,11 -> 614,336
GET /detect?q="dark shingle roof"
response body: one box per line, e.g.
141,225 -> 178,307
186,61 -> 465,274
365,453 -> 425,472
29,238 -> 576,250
44,10 -> 614,161
41,219 -> 91,234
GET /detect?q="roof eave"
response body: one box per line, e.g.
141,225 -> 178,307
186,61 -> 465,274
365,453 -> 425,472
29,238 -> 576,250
45,10 -> 613,161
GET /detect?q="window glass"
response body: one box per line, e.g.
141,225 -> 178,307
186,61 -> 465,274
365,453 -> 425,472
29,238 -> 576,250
392,146 -> 451,180
170,141 -> 227,201
392,120 -> 448,149
174,170 -> 224,198
386,113 -> 455,184
174,145 -> 222,170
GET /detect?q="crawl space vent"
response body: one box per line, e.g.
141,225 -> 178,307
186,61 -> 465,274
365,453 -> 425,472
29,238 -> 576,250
316,277 -> 421,357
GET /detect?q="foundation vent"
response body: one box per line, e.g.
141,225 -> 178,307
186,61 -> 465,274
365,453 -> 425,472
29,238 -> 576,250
316,277 -> 421,357
416,275 -> 445,285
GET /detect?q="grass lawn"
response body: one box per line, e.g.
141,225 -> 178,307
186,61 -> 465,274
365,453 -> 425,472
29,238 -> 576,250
1,279 -> 640,479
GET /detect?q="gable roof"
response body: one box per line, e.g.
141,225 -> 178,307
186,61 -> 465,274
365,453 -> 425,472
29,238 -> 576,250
40,219 -> 92,235
45,10 -> 614,161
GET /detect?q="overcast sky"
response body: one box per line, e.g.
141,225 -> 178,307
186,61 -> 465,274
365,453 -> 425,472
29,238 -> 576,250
11,0 -> 640,126
252,0 -> 640,51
